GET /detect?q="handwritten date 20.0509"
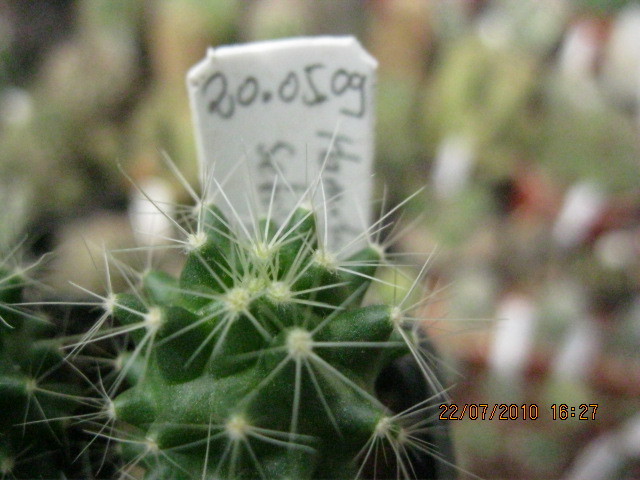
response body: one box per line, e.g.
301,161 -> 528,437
201,63 -> 368,120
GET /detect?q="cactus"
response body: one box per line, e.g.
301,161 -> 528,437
78,175 -> 446,480
0,249 -> 86,479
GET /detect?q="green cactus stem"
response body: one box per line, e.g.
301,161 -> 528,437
85,195 -> 442,479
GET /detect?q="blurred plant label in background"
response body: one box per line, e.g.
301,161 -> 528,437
187,37 -> 377,251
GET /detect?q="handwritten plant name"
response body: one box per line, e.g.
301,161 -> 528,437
255,130 -> 363,247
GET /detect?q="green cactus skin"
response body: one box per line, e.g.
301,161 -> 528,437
0,264 -> 84,479
92,200 -> 438,480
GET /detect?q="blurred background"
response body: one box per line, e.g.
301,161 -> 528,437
1,0 -> 639,478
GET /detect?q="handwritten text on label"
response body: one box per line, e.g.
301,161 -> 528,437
201,64 -> 368,119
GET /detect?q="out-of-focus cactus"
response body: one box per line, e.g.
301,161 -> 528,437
0,251 -> 84,478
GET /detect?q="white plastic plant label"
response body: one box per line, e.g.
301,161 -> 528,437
187,36 -> 377,251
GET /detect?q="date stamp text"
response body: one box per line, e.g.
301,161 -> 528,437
439,403 -> 598,421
